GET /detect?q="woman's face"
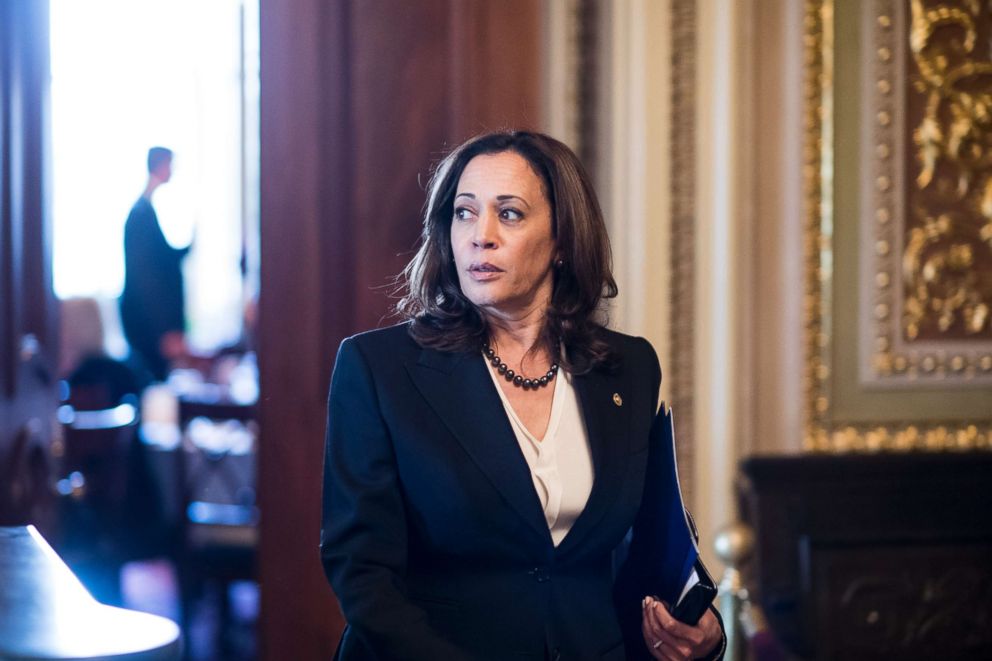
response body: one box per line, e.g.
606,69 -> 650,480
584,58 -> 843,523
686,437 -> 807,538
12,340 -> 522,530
450,151 -> 557,320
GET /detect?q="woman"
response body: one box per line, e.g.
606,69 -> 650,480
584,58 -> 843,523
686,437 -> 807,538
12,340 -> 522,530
321,131 -> 724,660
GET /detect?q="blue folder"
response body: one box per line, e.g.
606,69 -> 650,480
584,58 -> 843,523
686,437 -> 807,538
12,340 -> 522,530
623,404 -> 717,623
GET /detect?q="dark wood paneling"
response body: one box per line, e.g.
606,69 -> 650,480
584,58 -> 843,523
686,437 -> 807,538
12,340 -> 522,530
449,0 -> 543,137
21,0 -> 57,367
258,1 -> 543,659
739,453 -> 992,660
258,0 -> 351,657
0,0 -> 57,531
348,0 -> 452,332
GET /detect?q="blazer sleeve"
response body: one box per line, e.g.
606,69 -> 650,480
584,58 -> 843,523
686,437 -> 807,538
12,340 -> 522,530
320,338 -> 473,660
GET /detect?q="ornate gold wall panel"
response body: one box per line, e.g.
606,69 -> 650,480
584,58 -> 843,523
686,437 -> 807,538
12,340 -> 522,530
804,0 -> 992,452
860,0 -> 992,387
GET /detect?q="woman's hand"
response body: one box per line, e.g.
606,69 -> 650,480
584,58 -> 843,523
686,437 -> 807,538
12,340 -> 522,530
641,596 -> 722,660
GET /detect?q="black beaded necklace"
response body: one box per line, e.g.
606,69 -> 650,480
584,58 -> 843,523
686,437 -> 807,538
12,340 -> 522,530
483,342 -> 560,390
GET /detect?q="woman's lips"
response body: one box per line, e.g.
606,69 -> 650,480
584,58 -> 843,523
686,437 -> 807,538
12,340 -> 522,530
468,262 -> 503,281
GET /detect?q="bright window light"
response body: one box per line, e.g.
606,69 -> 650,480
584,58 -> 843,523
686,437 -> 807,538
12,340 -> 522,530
51,0 -> 259,353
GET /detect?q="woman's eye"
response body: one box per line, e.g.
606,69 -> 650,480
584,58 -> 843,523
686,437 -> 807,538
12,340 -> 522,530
499,208 -> 523,221
453,207 -> 474,221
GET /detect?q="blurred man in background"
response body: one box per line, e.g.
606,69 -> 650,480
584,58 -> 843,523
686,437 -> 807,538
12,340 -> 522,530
119,146 -> 192,382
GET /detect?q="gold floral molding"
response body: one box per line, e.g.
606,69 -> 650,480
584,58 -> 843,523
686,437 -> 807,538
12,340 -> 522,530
808,420 -> 991,452
861,0 -> 992,386
804,0 -> 992,452
905,0 -> 992,342
803,0 -> 836,448
903,0 -> 992,340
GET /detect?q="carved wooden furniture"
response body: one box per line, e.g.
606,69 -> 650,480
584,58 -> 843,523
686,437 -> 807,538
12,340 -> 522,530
739,452 -> 992,660
0,525 -> 181,660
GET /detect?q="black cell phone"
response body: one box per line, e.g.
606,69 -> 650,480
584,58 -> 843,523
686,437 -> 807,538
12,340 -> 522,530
669,558 -> 718,625
670,581 -> 718,625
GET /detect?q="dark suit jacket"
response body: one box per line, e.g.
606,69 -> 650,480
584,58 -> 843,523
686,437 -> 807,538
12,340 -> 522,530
321,322 -> 721,660
119,197 -> 188,381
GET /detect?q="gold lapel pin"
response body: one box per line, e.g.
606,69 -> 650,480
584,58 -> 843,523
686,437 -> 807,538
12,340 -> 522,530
612,393 -> 623,407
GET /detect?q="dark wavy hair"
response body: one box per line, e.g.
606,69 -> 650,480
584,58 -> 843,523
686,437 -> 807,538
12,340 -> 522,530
396,130 -> 618,374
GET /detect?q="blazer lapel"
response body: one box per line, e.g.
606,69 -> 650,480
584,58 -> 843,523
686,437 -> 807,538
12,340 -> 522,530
406,347 -> 551,543
555,364 -> 633,557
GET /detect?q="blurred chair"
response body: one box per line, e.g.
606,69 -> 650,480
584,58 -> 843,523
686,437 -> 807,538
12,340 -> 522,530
59,296 -> 151,398
58,297 -> 106,379
66,355 -> 142,411
56,400 -> 140,605
175,395 -> 258,658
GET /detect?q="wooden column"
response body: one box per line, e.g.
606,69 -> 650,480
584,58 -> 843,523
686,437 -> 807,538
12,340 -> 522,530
0,0 -> 57,532
258,1 -> 542,658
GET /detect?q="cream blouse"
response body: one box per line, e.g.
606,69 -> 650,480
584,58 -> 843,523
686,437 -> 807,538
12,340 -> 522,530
485,358 -> 594,546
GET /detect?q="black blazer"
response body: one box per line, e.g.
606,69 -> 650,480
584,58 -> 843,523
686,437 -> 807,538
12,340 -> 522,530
119,197 -> 188,380
321,322 -> 719,660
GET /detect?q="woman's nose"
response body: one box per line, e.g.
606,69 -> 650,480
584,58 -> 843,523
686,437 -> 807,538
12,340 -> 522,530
472,211 -> 498,248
